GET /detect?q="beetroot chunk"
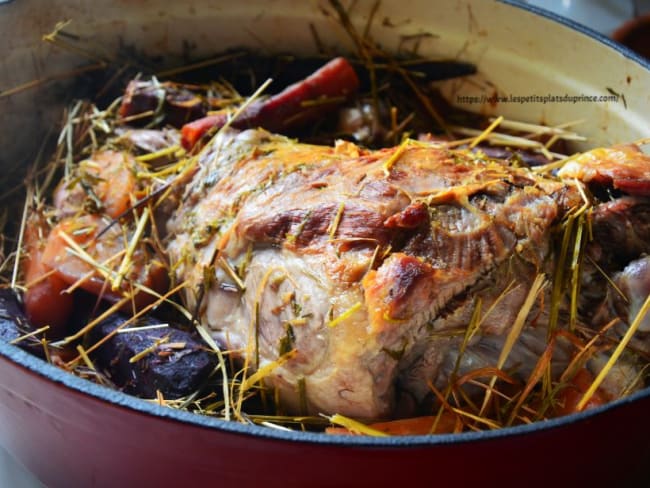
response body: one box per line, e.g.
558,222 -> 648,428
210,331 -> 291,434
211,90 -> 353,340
93,314 -> 217,399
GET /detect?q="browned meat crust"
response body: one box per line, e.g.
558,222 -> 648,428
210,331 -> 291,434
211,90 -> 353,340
165,130 -> 644,420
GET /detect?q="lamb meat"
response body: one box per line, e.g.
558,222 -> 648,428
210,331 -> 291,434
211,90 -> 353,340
166,131 -> 650,420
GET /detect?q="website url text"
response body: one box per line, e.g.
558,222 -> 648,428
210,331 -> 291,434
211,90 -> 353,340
456,93 -> 620,105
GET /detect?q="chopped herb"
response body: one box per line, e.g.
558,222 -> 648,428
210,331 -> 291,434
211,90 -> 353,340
279,323 -> 296,356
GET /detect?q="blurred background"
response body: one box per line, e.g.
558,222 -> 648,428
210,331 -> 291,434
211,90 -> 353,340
527,0 -> 647,34
526,0 -> 650,58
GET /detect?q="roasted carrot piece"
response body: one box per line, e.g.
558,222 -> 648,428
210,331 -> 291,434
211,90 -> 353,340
252,56 -> 360,133
94,151 -> 140,219
22,214 -> 73,337
180,57 -> 360,150
554,368 -> 609,416
53,150 -> 140,219
326,413 -> 459,436
180,114 -> 225,150
41,215 -> 168,310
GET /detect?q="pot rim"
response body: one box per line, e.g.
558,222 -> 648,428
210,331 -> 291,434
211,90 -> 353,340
2,334 -> 649,447
2,0 -> 650,449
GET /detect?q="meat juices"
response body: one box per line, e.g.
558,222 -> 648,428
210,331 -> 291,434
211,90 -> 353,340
166,129 -> 650,420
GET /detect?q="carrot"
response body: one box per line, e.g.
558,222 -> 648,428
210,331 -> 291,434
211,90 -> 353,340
53,150 -> 140,219
253,56 -> 360,133
326,413 -> 459,436
22,214 -> 73,337
180,57 -> 360,150
41,215 -> 168,310
554,367 -> 609,416
93,151 -> 140,218
180,114 -> 225,150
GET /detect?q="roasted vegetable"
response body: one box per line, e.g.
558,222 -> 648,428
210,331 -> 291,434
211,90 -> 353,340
180,57 -> 360,149
91,313 -> 218,399
22,213 -> 74,337
40,214 -> 168,311
119,80 -> 207,128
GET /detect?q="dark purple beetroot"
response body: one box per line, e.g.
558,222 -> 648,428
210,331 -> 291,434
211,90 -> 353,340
92,314 -> 218,399
164,87 -> 206,128
119,80 -> 206,128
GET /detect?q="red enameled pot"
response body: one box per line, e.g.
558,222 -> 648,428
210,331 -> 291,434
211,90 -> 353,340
1,342 -> 650,486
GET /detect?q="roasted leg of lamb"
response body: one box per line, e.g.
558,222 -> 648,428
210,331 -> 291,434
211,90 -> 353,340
166,129 -> 650,420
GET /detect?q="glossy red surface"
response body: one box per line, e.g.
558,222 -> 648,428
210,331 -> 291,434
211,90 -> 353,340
1,345 -> 649,488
